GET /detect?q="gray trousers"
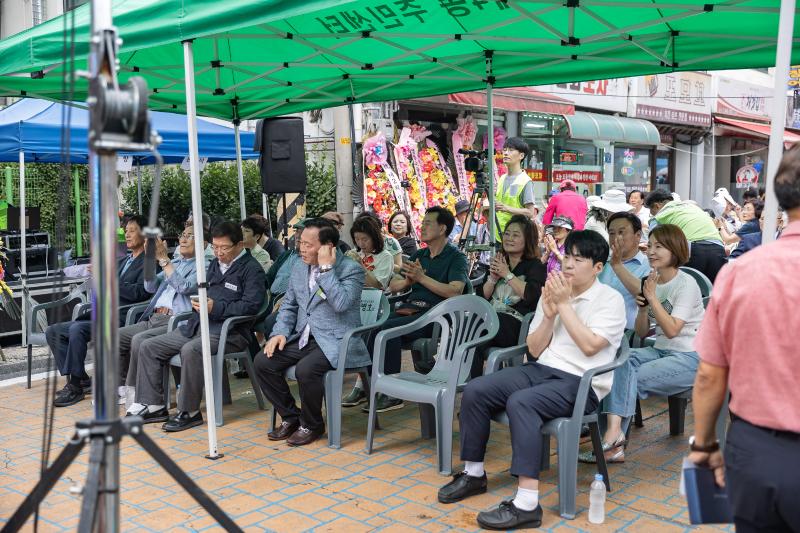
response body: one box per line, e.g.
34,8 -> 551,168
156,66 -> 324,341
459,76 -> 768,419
135,327 -> 249,412
120,314 -> 171,387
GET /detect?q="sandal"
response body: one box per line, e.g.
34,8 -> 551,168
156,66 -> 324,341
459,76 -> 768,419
578,434 -> 627,464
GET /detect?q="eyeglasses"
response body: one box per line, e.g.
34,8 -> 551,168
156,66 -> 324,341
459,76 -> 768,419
179,232 -> 194,240
212,244 -> 235,253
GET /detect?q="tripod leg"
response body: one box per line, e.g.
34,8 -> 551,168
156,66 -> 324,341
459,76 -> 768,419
131,431 -> 244,533
1,434 -> 86,533
76,438 -> 107,533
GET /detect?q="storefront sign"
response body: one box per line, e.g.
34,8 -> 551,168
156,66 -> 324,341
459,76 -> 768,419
559,150 -> 578,164
735,165 -> 759,189
535,79 -> 629,113
716,77 -> 771,119
526,169 -> 548,182
788,66 -> 800,91
552,166 -> 602,183
629,72 -> 712,127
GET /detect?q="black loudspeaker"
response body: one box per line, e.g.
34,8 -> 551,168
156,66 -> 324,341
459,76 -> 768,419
255,117 -> 307,193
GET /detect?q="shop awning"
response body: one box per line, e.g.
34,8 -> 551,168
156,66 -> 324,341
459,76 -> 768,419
564,111 -> 660,146
449,88 -> 574,116
714,116 -> 800,149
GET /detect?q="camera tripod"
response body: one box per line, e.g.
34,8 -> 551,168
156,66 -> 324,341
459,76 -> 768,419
456,173 -> 498,277
1,417 -> 242,533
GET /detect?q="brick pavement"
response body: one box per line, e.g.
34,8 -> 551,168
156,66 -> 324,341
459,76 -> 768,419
0,373 -> 732,532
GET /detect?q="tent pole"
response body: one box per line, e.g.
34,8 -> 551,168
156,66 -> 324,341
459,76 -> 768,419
74,168 -> 83,258
761,0 -> 795,244
263,193 -> 272,237
136,160 -> 143,214
234,120 -> 247,220
183,39 -> 221,458
19,151 -> 27,347
4,167 -> 11,204
486,52 -> 496,257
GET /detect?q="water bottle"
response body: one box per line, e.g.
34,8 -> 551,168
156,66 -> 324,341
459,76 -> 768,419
588,473 -> 606,524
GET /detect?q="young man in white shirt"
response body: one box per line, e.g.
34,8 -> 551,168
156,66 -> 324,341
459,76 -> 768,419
437,230 -> 626,530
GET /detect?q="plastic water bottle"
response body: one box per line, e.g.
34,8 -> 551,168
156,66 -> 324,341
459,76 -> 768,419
588,473 -> 606,524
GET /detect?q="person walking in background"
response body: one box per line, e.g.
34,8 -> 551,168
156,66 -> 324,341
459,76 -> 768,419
689,145 -> 800,532
543,180 -> 588,230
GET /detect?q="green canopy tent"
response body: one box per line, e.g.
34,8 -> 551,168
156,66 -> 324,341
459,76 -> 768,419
0,0 -> 796,463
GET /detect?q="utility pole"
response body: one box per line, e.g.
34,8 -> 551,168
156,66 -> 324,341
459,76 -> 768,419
333,105 -> 354,243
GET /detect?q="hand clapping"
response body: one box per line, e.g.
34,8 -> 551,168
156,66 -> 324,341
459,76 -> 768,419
489,254 -> 510,280
642,270 -> 659,303
403,259 -> 425,283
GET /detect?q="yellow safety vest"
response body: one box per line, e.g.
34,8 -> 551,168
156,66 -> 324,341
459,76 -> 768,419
494,172 -> 531,241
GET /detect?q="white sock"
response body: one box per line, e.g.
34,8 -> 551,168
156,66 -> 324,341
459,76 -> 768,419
188,410 -> 200,417
512,487 -> 539,511
125,387 -> 136,409
464,461 -> 485,477
354,375 -> 363,389
147,404 -> 165,413
127,402 -> 146,414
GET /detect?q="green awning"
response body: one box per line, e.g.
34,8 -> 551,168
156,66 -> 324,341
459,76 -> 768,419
564,111 -> 661,145
0,0 -> 798,120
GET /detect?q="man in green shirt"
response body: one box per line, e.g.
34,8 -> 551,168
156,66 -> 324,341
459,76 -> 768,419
645,189 -> 727,282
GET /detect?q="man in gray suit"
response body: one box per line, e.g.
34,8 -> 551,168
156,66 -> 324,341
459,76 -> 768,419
254,217 -> 368,447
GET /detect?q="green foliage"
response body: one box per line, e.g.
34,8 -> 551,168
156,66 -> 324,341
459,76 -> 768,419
0,163 -> 90,253
304,149 -> 336,217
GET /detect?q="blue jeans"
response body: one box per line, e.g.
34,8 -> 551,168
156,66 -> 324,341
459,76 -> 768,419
602,347 -> 699,432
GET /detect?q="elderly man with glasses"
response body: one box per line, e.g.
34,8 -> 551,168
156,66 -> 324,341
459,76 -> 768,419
127,221 -> 265,432
118,224 -> 209,407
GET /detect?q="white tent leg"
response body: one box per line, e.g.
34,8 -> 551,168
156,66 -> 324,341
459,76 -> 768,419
19,151 -> 27,347
183,39 -> 220,458
486,57 -> 496,258
762,0 -> 795,244
234,121 -> 246,220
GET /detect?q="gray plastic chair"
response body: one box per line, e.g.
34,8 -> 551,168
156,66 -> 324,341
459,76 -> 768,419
25,280 -> 89,388
679,266 -> 713,298
269,288 -> 391,448
481,311 -> 534,373
365,295 -> 499,475
485,330 -> 634,519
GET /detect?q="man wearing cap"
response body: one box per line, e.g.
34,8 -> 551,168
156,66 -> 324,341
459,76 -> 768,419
450,199 -> 477,244
543,180 -> 588,231
644,189 -> 726,283
488,137 -> 537,241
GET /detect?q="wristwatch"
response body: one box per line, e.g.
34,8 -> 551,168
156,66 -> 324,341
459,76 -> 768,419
504,272 -> 515,282
688,435 -> 720,453
158,259 -> 170,268
319,264 -> 334,273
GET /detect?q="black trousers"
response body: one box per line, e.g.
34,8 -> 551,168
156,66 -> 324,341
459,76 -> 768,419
470,312 -> 524,379
367,312 -> 434,375
253,338 -> 333,431
45,319 -> 92,379
460,362 -> 598,478
725,415 -> 800,532
687,242 -> 727,284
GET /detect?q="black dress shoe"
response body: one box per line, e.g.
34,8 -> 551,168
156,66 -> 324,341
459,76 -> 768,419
125,406 -> 170,424
476,501 -> 543,530
233,369 -> 249,379
286,426 -> 324,447
162,411 -> 203,432
54,383 -> 85,407
438,471 -> 488,504
268,420 -> 300,441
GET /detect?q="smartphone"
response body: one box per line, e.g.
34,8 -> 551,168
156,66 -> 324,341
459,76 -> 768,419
190,295 -> 200,303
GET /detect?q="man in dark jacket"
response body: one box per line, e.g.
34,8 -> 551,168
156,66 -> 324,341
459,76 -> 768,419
47,214 -> 150,407
128,221 -> 266,432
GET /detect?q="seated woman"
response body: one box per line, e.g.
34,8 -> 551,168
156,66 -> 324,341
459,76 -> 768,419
581,223 -> 705,463
345,216 -> 395,290
470,215 -> 546,378
716,199 -> 763,246
388,211 -> 418,257
541,216 -> 573,274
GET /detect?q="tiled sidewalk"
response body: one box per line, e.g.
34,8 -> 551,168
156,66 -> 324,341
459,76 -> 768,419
0,374 -> 730,532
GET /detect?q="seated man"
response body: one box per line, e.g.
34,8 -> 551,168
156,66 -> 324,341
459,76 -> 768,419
127,221 -> 265,431
344,206 -> 467,412
241,215 -> 273,272
46,214 -> 150,407
250,213 -> 285,261
119,223 -> 207,405
254,218 -> 368,446
437,230 -> 626,530
599,212 -> 651,329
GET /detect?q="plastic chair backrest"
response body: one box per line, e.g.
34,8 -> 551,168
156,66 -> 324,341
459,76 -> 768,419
359,288 -> 384,325
679,266 -> 712,298
423,295 -> 499,386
